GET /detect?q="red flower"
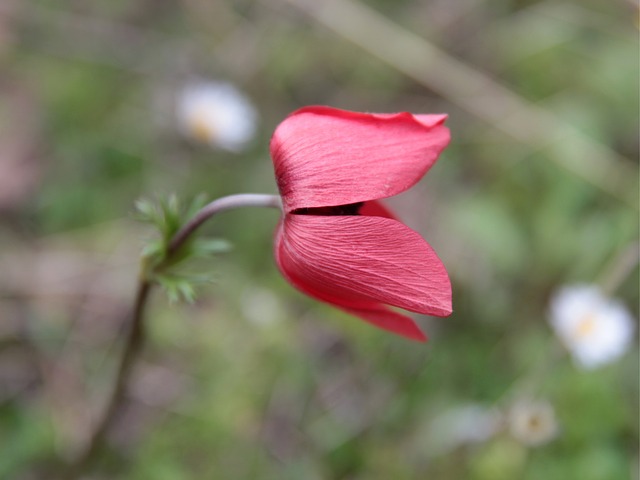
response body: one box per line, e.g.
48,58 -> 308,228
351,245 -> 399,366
271,106 -> 451,341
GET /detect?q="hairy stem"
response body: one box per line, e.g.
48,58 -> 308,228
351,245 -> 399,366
168,193 -> 282,256
65,193 -> 281,477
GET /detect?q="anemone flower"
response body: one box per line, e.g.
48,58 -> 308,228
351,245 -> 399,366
271,106 -> 452,341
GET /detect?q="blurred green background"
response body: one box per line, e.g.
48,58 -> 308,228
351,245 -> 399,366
0,0 -> 638,479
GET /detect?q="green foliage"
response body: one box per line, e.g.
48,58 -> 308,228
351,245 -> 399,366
1,0 -> 637,479
136,195 -> 232,303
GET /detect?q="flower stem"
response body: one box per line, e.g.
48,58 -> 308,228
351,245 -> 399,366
65,193 -> 281,477
168,193 -> 282,256
64,279 -> 152,477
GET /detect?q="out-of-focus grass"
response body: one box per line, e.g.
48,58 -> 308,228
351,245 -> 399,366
0,0 -> 637,479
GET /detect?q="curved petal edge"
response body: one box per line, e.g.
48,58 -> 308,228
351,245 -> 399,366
274,214 -> 452,340
271,106 -> 450,212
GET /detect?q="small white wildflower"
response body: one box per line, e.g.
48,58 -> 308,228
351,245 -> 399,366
549,284 -> 635,369
176,80 -> 258,152
508,399 -> 558,447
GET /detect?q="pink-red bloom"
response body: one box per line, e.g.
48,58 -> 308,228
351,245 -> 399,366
271,106 -> 451,341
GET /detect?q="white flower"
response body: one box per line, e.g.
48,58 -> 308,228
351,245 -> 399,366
176,80 -> 258,152
508,399 -> 558,447
549,284 -> 635,369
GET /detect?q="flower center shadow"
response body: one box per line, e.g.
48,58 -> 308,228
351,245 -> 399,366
293,202 -> 364,216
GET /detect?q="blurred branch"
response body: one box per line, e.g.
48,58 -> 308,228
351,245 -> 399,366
599,239 -> 640,296
526,0 -> 633,39
277,0 -> 638,209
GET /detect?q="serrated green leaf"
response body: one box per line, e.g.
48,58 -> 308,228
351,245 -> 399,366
135,198 -> 163,226
141,239 -> 165,260
136,195 -> 231,293
156,275 -> 183,302
186,193 -> 208,218
135,198 -> 155,218
192,238 -> 233,256
157,195 -> 184,241
177,282 -> 196,303
155,273 -> 200,304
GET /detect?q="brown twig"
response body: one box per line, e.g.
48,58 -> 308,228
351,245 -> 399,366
62,193 -> 281,478
62,279 -> 151,478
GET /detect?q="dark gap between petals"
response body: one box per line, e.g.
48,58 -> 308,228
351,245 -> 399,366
292,202 -> 364,216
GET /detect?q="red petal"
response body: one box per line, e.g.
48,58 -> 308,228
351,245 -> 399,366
275,222 -> 427,341
414,114 -> 449,128
359,200 -> 397,220
339,305 -> 428,342
270,106 -> 450,212
275,214 -> 451,325
376,113 -> 448,128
